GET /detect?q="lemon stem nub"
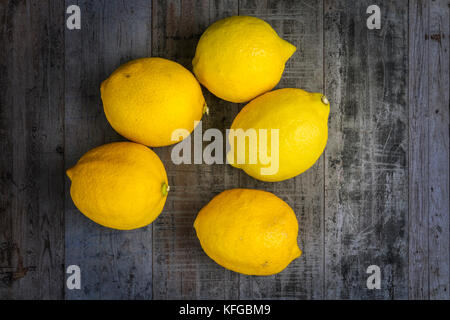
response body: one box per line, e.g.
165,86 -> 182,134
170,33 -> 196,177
66,167 -> 74,180
203,102 -> 209,115
321,95 -> 329,105
161,183 -> 170,196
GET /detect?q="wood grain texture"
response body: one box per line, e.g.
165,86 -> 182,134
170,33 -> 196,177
0,0 -> 65,299
237,0 -> 325,300
324,0 -> 409,299
151,0 -> 241,300
408,0 -> 429,299
409,0 -> 449,300
427,0 -> 449,300
64,0 -> 153,299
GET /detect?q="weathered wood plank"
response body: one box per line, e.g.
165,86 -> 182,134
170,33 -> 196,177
237,0 -> 324,300
64,0 -> 153,299
427,0 -> 449,300
0,0 -> 65,299
408,0 -> 429,300
324,0 -> 409,299
151,0 -> 241,300
409,0 -> 449,300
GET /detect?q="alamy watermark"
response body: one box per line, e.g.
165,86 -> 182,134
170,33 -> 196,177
66,265 -> 81,290
66,5 -> 81,30
366,265 -> 381,289
170,121 -> 280,176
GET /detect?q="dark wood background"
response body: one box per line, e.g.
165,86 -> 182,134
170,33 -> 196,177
0,0 -> 448,299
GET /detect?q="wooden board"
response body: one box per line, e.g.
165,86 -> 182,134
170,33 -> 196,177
324,0 -> 409,299
151,0 -> 241,300
0,0 -> 65,299
0,0 -> 448,300
64,0 -> 153,299
237,0 -> 325,300
409,0 -> 449,299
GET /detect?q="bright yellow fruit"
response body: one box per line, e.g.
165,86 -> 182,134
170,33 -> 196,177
101,57 -> 206,147
66,142 -> 169,230
192,16 -> 296,103
194,189 -> 301,276
227,88 -> 330,182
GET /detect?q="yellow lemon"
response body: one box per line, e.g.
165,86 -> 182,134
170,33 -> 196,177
194,189 -> 301,275
101,57 -> 206,147
66,142 -> 169,230
192,16 -> 296,103
227,88 -> 330,182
